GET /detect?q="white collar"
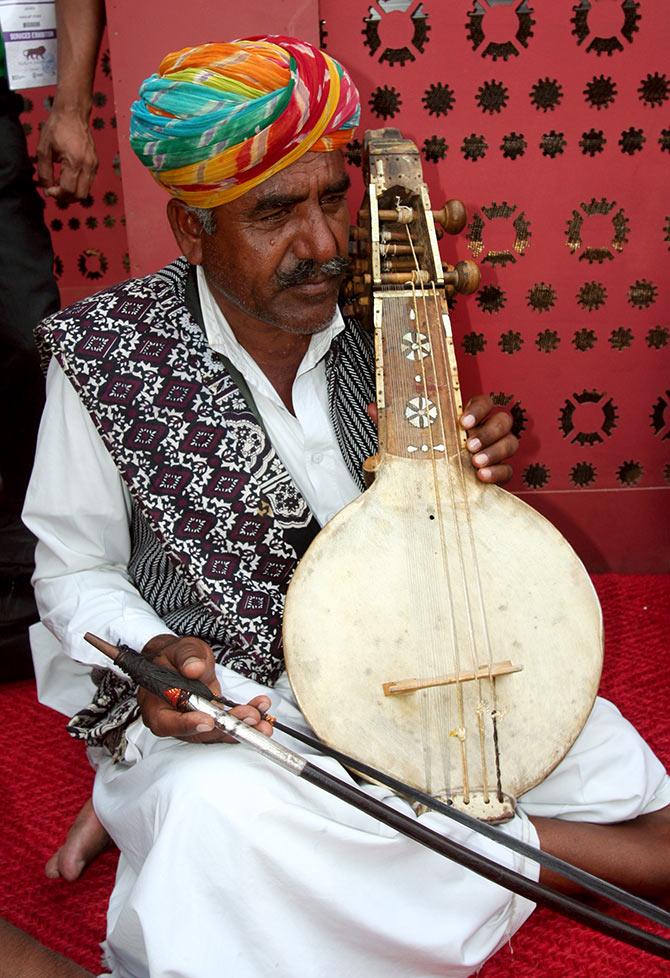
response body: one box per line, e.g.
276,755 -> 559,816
196,266 -> 345,401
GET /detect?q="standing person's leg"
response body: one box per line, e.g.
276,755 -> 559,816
0,81 -> 59,679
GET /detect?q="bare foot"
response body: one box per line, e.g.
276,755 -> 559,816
45,798 -> 111,881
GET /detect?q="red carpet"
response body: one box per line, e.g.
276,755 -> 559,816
0,574 -> 668,976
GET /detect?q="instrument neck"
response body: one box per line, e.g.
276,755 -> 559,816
374,291 -> 465,463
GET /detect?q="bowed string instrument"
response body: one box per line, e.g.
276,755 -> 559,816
285,127 -> 603,823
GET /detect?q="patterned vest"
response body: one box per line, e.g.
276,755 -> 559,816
37,258 -> 377,687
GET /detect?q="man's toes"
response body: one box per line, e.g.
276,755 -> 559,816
45,850 -> 62,879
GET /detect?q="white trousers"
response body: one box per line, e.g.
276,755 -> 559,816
92,669 -> 670,978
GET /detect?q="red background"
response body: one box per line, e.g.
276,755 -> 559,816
17,0 -> 669,571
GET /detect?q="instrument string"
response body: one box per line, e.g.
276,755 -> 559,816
429,280 -> 504,801
403,222 -> 488,804
408,282 -> 463,802
415,272 -> 491,805
386,289 -> 453,799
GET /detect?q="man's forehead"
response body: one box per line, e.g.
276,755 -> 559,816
235,151 -> 348,210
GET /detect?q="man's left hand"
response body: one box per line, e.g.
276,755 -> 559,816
460,394 -> 518,485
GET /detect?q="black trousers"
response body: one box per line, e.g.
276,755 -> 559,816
0,81 -> 59,678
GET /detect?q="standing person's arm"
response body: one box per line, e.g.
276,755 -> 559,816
37,0 -> 106,201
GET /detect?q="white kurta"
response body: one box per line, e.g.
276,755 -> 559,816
24,276 -> 670,978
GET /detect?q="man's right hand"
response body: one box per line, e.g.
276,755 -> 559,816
138,634 -> 273,743
36,108 -> 98,202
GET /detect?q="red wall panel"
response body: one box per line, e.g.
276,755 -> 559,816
21,1 -> 668,570
321,0 -> 669,571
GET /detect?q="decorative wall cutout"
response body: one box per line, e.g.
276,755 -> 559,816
501,132 -> 527,159
363,1 -> 430,66
609,326 -> 634,350
369,85 -> 402,118
527,282 -> 556,312
627,279 -> 657,308
565,198 -> 629,263
422,135 -> 447,162
559,390 -> 619,445
571,0 -> 641,56
646,326 -> 669,349
579,128 -> 606,156
650,391 -> 670,439
572,328 -> 597,351
617,459 -> 643,484
584,74 -> 617,109
468,201 -> 531,265
476,284 -> 506,313
638,72 -> 669,107
539,130 -> 567,157
577,281 -> 607,310
466,0 -> 535,62
535,329 -> 560,353
523,462 -> 550,488
570,461 -> 597,486
463,332 -> 487,355
461,133 -> 488,161
422,82 -> 455,116
530,77 -> 562,111
476,80 -> 508,113
499,330 -> 524,354
619,127 -> 645,154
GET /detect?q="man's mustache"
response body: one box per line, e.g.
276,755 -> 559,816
276,256 -> 351,288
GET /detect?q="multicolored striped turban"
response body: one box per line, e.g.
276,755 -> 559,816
129,36 -> 360,208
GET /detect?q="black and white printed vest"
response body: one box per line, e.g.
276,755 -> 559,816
37,258 -> 377,688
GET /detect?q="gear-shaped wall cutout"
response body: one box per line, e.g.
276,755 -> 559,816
466,0 -> 535,61
577,281 -> 607,310
77,249 -> 108,280
468,201 -> 531,266
463,332 -> 487,355
565,197 -> 629,263
650,390 -> 670,440
423,82 -> 455,116
584,74 -> 617,109
369,85 -> 402,119
523,463 -> 550,488
572,328 -> 597,351
646,326 -> 669,349
571,461 -> 597,486
617,460 -> 643,485
638,72 -> 669,107
363,1 -> 431,67
559,389 -> 618,445
571,0 -> 640,56
476,80 -> 509,114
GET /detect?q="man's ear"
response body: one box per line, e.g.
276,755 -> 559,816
167,199 -> 205,264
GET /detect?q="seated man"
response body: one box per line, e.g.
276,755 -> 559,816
24,36 -> 669,978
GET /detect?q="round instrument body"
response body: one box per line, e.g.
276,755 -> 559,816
284,456 -> 603,816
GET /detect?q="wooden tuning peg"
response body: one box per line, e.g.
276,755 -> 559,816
432,199 -> 467,235
442,260 -> 480,295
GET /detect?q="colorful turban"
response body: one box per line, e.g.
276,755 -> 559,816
129,36 -> 360,208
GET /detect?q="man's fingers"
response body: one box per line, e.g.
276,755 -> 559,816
470,433 -> 518,469
139,690 -> 274,743
170,639 -> 219,688
475,463 -> 514,486
460,394 -> 495,429
36,142 -> 55,188
57,161 -> 81,199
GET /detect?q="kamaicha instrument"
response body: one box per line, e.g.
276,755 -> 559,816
285,129 -> 603,824
84,632 -> 670,961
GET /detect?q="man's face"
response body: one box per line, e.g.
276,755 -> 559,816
200,151 -> 351,335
